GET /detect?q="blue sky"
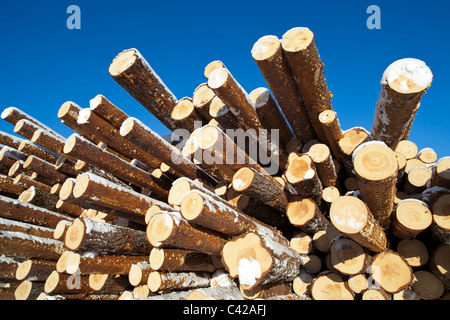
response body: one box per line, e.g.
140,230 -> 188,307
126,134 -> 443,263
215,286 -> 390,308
0,0 -> 448,158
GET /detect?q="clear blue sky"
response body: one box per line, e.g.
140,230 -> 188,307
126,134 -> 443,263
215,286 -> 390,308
0,0 -> 448,158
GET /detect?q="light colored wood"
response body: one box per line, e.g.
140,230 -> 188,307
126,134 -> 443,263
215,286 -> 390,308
208,96 -> 241,131
391,199 -> 432,239
394,140 -> 418,159
369,251 -> 413,293
284,153 -> 322,202
362,289 -> 391,300
15,280 -> 45,300
330,196 -> 388,253
429,193 -> 450,243
222,231 -> 301,290
147,211 -> 227,255
149,248 -> 219,272
338,127 -> 370,175
430,157 -> 450,189
418,147 -> 438,164
347,274 -> 368,294
428,244 -> 450,290
311,272 -> 354,300
109,49 -> 179,132
370,58 -> 433,149
318,109 -> 343,159
193,83 -> 215,121
280,27 -> 334,144
89,94 -> 129,129
15,259 -> 56,282
204,60 -> 226,79
147,271 -> 211,293
249,87 -> 294,147
308,143 -> 338,187
353,142 -> 398,229
286,196 -> 329,233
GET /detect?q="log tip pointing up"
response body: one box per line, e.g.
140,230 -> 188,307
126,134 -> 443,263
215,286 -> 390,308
353,142 -> 398,181
1,107 -> 15,120
329,196 -> 368,235
281,27 -> 314,52
381,58 -> 433,93
207,68 -> 229,89
109,48 -> 138,76
251,35 -> 280,61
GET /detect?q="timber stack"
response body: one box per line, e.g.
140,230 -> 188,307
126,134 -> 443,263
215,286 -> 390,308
0,26 -> 449,301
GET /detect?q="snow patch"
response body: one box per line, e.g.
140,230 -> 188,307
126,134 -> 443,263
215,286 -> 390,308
238,258 -> 261,286
381,58 -> 433,88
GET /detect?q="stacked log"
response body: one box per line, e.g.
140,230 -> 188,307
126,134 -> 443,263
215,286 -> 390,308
0,25 -> 448,302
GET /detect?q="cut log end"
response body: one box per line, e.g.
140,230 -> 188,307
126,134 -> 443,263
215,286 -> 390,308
109,49 -> 138,76
285,153 -> 315,184
286,197 -> 319,227
232,167 -> 254,192
72,173 -> 91,198
15,260 -> 33,281
168,179 -> 192,206
171,98 -> 195,121
222,232 -> 272,289
14,280 -> 33,300
63,134 -> 78,154
251,35 -> 280,61
180,191 -> 204,220
207,68 -> 230,90
147,213 -> 174,245
196,125 -> 219,150
382,58 -> 433,94
370,251 -> 413,293
204,60 -> 225,79
281,27 -> 314,53
147,271 -> 162,292
330,196 -> 368,234
353,143 -> 398,181
89,274 -> 108,291
44,270 -> 60,293
311,273 -> 354,300
64,218 -> 85,251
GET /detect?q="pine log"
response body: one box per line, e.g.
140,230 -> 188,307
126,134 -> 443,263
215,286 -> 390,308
1,107 -> 64,140
1,173 -> 27,195
292,270 -> 313,298
0,217 -> 54,239
14,280 -> 45,300
394,140 -> 418,160
186,286 -> 243,300
251,35 -> 316,143
370,58 -> 433,149
281,27 -> 334,143
338,127 -> 370,175
353,142 -> 398,229
63,134 -> 168,199
171,97 -> 205,132
149,248 -> 219,272
396,239 -> 429,268
65,251 -> 148,276
180,189 -> 288,244
23,155 -> 68,185
31,128 -> 79,163
428,193 -> 450,243
428,244 -> 450,290
44,270 -> 91,294
240,280 -> 292,300
248,87 -> 294,147
307,143 -> 338,188
128,262 -> 153,286
64,217 -> 152,255
286,196 -> 329,233
0,130 -> 25,149
89,94 -> 129,129
329,238 -> 370,275
283,153 -> 323,202
208,96 -> 242,131
0,230 -> 64,260
73,172 -> 167,219
0,257 -> 22,280
418,147 -> 438,164
14,119 -> 42,140
430,157 -> 450,189
13,174 -> 52,193
0,195 -> 73,228
310,272 -> 354,300
208,67 -> 261,131
19,186 -> 59,212
318,110 -> 343,160
347,274 -> 368,295
88,274 -> 131,293
369,251 -> 413,293
147,211 -> 227,255
411,270 -> 444,300
362,289 -> 391,300
109,48 -> 179,132
120,116 -> 210,182
330,196 -> 388,253
391,199 -> 432,239
147,271 -> 211,293
18,140 -> 59,164
77,108 -> 163,170
15,259 -> 56,282
289,232 -> 313,255
231,167 -> 287,211
53,220 -> 72,241
221,231 -> 301,290
193,83 -> 215,121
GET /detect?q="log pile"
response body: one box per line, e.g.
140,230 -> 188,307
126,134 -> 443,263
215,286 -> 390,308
0,26 -> 449,301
